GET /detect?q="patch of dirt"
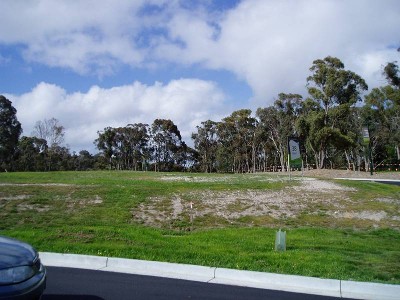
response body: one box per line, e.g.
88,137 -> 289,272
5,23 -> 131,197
17,204 -> 51,212
132,178 -> 398,230
87,195 -> 103,205
329,210 -> 388,222
0,195 -> 31,201
292,178 -> 356,192
0,183 -> 77,187
66,195 -> 103,210
160,175 -> 283,183
290,169 -> 400,180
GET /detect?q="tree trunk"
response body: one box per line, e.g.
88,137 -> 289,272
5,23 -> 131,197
252,143 -> 256,173
316,149 -> 325,169
279,148 -> 285,172
344,150 -> 351,170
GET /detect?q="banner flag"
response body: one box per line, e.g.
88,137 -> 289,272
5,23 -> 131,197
288,137 -> 302,168
362,127 -> 370,144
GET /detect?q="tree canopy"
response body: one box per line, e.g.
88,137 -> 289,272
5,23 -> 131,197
3,55 -> 400,173
0,96 -> 22,171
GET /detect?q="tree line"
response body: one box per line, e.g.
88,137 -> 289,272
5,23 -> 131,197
1,55 -> 399,172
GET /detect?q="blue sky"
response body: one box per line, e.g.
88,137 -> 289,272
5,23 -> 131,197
0,0 -> 399,152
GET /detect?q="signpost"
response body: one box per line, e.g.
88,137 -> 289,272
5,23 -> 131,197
288,136 -> 302,179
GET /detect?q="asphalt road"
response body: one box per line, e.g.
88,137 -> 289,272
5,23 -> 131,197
42,267 -> 351,300
379,180 -> 400,186
336,178 -> 400,186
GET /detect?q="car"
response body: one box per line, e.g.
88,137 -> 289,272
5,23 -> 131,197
0,236 -> 46,300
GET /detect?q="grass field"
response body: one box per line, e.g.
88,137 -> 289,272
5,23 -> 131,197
0,171 -> 399,284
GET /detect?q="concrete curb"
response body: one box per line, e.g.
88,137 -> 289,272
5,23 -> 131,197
341,281 -> 400,300
39,252 -> 400,300
212,268 -> 340,298
106,257 -> 215,282
39,252 -> 108,270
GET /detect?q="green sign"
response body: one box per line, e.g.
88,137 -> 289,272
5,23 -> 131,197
288,137 -> 302,168
362,127 -> 370,144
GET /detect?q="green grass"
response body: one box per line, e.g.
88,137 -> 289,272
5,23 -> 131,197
1,171 -> 399,284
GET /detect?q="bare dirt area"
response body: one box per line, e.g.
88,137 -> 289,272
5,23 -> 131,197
132,173 -> 400,230
0,186 -> 103,213
0,183 -> 77,187
290,169 -> 400,179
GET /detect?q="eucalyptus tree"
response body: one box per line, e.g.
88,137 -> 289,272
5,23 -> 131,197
16,136 -> 48,171
32,117 -> 65,147
125,123 -> 150,171
191,120 -> 219,173
112,127 -> 131,170
75,150 -> 95,171
0,96 -> 22,171
364,84 -> 400,162
95,127 -> 116,169
298,56 -> 368,169
216,116 -> 235,172
257,93 -> 302,171
382,60 -> 400,160
361,57 -> 400,167
150,119 -> 185,171
336,106 -> 365,171
46,145 -> 73,171
217,109 -> 257,173
383,61 -> 400,88
95,124 -> 150,170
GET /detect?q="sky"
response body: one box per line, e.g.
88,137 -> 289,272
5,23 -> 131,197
0,0 -> 399,153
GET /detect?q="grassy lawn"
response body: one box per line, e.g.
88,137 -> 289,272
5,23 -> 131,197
0,171 -> 399,284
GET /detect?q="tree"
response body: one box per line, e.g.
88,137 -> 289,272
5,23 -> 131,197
383,62 -> 400,88
95,124 -> 151,171
16,136 -> 48,171
75,150 -> 95,171
32,117 -> 65,147
217,109 -> 257,173
124,123 -> 150,171
299,56 -> 368,169
46,145 -> 73,171
95,127 -> 116,169
363,56 -> 400,164
191,120 -> 219,173
257,93 -> 302,171
150,119 -> 185,171
0,96 -> 22,171
364,85 -> 400,162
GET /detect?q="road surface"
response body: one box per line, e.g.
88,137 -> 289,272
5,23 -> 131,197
42,267 -> 352,300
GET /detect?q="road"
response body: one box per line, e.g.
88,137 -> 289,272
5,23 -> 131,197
335,177 -> 400,186
42,267 -> 351,300
378,180 -> 400,186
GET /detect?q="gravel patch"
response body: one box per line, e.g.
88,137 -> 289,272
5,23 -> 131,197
0,195 -> 31,201
131,178 -> 393,229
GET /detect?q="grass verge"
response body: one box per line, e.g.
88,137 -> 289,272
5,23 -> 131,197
0,171 -> 399,284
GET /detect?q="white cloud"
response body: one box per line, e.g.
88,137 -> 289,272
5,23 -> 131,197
1,0 -> 400,133
0,0 -> 166,75
153,0 -> 400,106
8,79 -> 226,152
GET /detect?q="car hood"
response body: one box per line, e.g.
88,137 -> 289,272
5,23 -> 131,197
0,236 -> 37,269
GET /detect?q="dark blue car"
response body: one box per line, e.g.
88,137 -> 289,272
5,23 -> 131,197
0,236 -> 46,300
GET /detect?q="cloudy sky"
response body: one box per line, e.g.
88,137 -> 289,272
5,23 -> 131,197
1,0 -> 399,152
